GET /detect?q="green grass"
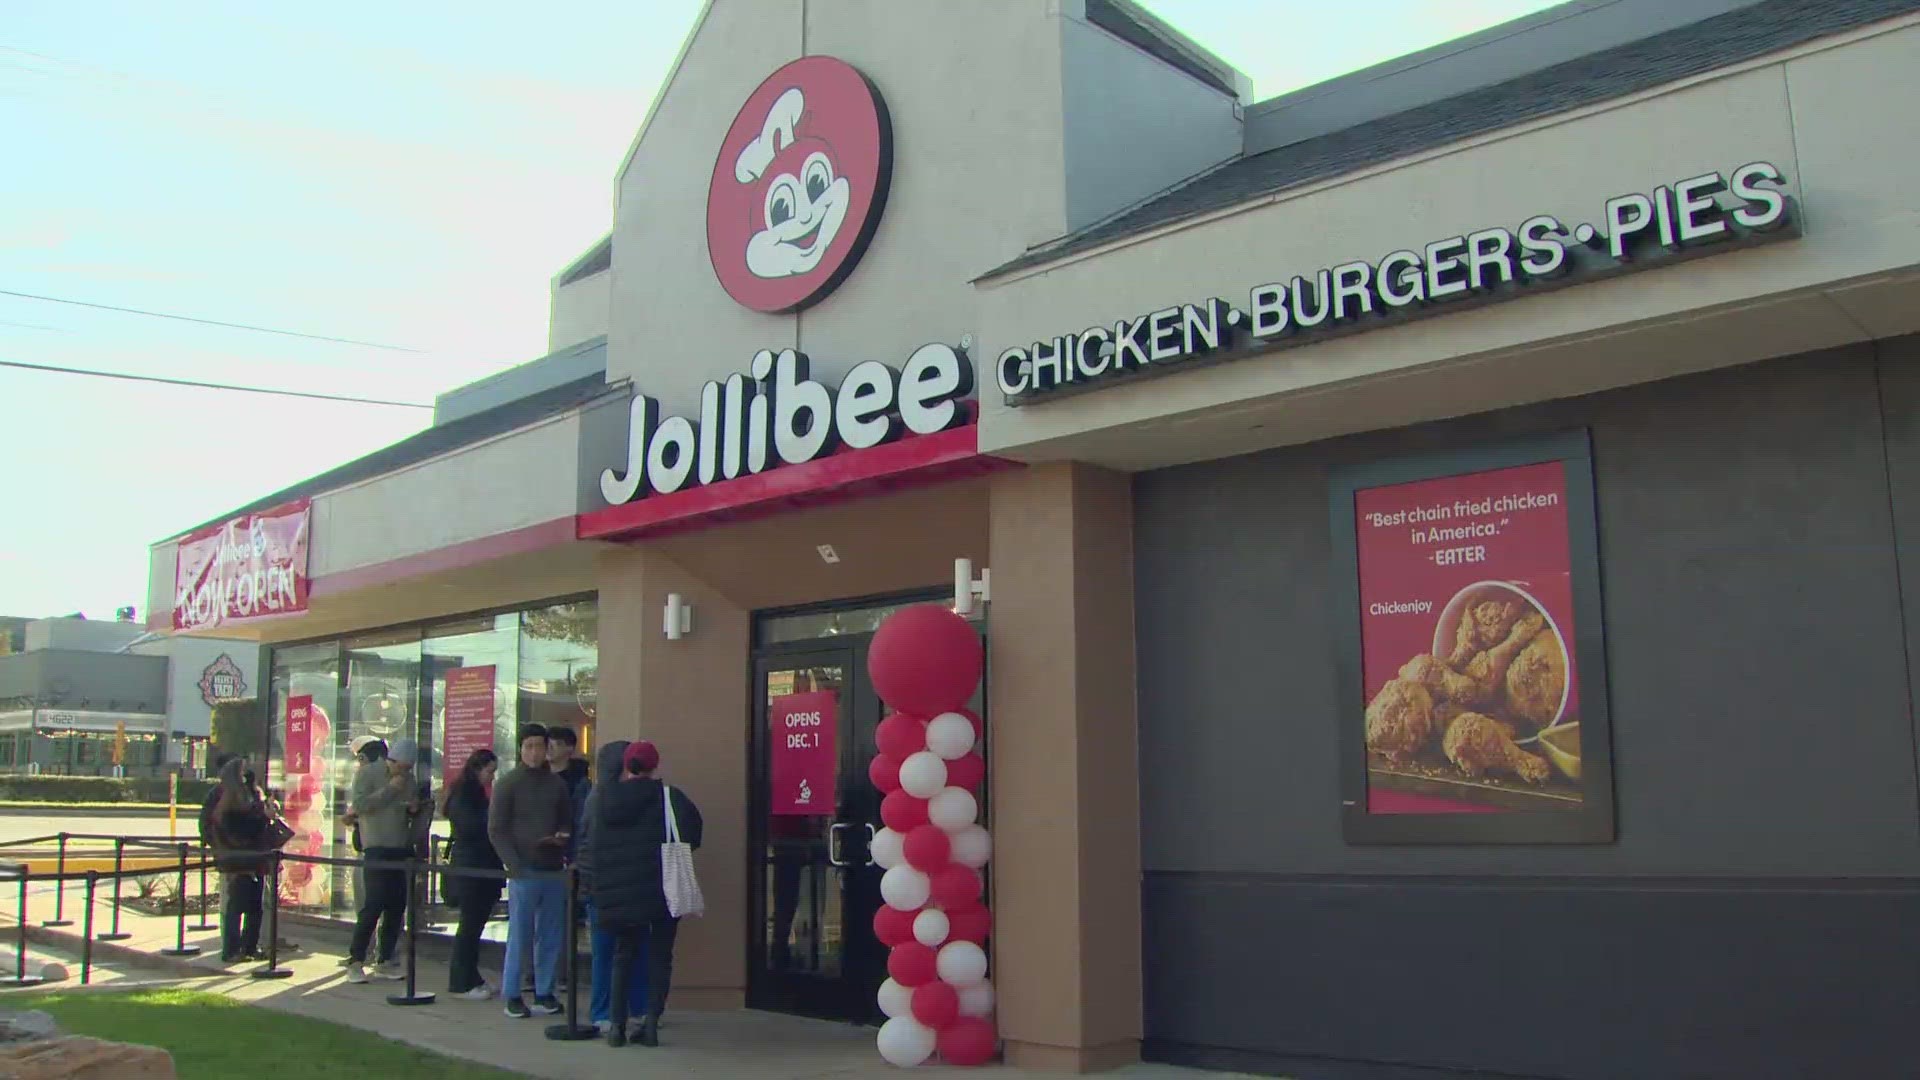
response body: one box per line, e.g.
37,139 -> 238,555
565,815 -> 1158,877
9,988 -> 524,1079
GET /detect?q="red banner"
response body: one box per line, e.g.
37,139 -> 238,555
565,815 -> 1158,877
173,499 -> 312,631
1354,460 -> 1584,814
770,689 -> 837,816
285,695 -> 313,775
442,666 -> 496,784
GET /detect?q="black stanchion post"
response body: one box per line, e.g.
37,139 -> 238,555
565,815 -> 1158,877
544,867 -> 596,1041
386,858 -> 435,1006
250,853 -> 292,980
97,838 -> 131,941
81,870 -> 97,985
42,833 -> 71,927
160,843 -> 201,957
0,871 -> 45,988
189,842 -> 215,932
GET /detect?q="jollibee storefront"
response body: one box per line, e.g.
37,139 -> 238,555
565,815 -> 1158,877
149,1 -> 1920,1076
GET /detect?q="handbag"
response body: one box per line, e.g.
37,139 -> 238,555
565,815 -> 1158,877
264,816 -> 296,851
660,784 -> 704,919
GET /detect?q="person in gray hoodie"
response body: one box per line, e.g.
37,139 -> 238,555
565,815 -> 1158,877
488,724 -> 574,1018
345,739 -> 420,983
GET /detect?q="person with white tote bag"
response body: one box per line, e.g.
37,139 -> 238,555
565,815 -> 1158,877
583,739 -> 705,1048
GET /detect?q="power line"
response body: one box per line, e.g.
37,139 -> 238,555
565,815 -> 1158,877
0,289 -> 426,352
0,358 -> 433,409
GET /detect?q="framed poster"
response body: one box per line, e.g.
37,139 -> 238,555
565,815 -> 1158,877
769,689 -> 837,816
1329,430 -> 1614,844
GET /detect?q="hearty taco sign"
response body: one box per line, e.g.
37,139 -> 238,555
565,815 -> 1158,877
172,499 -> 312,631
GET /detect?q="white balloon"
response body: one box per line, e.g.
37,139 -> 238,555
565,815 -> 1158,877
928,787 -> 979,832
949,824 -> 992,869
880,866 -> 931,912
877,1017 -> 937,1068
898,751 -> 948,799
925,713 -> 976,760
877,977 -> 914,1019
957,979 -> 995,1018
937,940 -> 989,987
869,827 -> 905,870
912,908 -> 951,948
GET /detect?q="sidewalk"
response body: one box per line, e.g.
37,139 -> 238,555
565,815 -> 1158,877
0,875 -> 1259,1079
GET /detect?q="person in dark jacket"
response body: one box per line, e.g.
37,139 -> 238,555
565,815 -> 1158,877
578,740 -> 648,1032
586,740 -> 702,1048
207,757 -> 270,962
489,724 -> 573,1019
441,748 -> 502,999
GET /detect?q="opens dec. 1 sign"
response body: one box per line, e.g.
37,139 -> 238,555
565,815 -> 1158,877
771,690 -> 838,816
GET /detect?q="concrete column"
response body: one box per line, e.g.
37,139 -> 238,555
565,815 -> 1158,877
988,463 -> 1143,1072
595,544 -> 751,1008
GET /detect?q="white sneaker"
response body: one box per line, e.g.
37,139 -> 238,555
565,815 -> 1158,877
458,985 -> 494,1002
345,965 -> 372,984
374,961 -> 406,981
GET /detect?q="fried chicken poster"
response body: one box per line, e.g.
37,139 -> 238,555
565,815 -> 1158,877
1354,460 -> 1583,813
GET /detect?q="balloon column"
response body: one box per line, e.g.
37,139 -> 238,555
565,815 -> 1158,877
867,605 -> 996,1069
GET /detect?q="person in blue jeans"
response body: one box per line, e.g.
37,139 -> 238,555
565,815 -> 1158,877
486,724 -> 573,1018
578,739 -> 648,1031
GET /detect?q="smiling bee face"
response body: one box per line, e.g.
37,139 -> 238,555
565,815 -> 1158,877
746,137 -> 850,279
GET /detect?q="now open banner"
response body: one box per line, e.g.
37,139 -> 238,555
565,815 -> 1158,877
173,498 -> 312,631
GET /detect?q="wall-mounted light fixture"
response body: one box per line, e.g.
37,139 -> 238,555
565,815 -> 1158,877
954,558 -> 991,617
663,593 -> 694,641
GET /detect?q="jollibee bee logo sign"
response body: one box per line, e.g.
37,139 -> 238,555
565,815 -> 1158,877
707,56 -> 892,315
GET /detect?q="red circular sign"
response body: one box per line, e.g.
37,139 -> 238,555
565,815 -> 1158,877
706,57 -> 892,314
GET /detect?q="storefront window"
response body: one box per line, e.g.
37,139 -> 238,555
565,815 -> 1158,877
425,613 -> 519,851
269,641 -> 341,915
756,597 -> 971,647
519,600 -> 598,754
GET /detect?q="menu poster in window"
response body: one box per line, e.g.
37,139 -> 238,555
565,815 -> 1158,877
442,666 -> 496,784
770,690 -> 837,816
1329,431 -> 1614,844
285,696 -> 313,775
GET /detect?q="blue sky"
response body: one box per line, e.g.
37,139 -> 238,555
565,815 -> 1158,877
0,0 -> 1559,621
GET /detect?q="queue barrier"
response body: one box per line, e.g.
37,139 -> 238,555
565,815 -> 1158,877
0,832 -> 600,1042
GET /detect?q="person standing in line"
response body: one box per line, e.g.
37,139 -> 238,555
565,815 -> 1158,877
207,757 -> 270,962
577,739 -> 648,1033
441,748 -> 502,1000
339,734 -> 387,965
345,739 -> 419,983
488,724 -> 573,1019
587,740 -> 702,1048
539,725 -> 589,995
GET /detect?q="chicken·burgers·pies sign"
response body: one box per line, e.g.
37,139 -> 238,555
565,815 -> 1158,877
708,56 -> 893,314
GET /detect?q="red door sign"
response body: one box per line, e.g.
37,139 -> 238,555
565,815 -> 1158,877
770,690 -> 837,816
285,695 -> 313,775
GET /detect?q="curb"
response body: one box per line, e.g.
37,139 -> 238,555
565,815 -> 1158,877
21,924 -> 225,981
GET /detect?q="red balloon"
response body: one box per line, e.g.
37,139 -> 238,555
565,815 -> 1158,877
868,605 -> 984,716
868,753 -> 903,794
903,825 -> 951,871
888,942 -> 939,987
875,713 -> 929,759
911,980 -> 960,1029
930,864 -> 981,909
945,901 -> 992,945
945,752 -> 985,792
881,790 -> 929,831
938,1015 -> 998,1066
873,904 -> 917,947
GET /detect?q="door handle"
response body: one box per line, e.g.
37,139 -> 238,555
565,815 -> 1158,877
827,822 -> 850,867
863,823 -> 877,867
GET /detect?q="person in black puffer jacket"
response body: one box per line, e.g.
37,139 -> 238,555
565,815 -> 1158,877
207,757 -> 270,962
442,748 -> 503,998
586,739 -> 701,1048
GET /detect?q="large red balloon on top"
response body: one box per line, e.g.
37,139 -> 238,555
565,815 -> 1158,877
868,605 -> 983,716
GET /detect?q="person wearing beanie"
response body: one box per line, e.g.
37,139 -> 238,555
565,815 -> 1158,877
586,739 -> 702,1048
488,724 -> 573,1019
576,739 -> 649,1033
345,737 -> 416,983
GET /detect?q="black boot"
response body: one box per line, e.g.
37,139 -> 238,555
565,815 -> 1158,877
606,1023 -> 627,1049
637,1015 -> 659,1047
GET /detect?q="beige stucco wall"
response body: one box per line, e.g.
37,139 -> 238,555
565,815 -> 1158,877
973,16 -> 1920,470
548,268 -> 612,352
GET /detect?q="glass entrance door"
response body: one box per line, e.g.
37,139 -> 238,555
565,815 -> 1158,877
749,646 -> 887,1020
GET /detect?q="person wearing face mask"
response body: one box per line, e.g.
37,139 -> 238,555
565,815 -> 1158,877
345,739 -> 418,983
488,724 -> 573,1019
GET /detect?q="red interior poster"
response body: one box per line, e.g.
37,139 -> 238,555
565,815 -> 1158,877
442,666 -> 496,784
770,689 -> 837,816
285,695 -> 313,775
1353,460 -> 1585,815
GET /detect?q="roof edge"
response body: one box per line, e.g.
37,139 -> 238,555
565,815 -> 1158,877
615,0 -> 718,186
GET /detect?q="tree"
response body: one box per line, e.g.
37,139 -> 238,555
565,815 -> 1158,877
210,698 -> 264,762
